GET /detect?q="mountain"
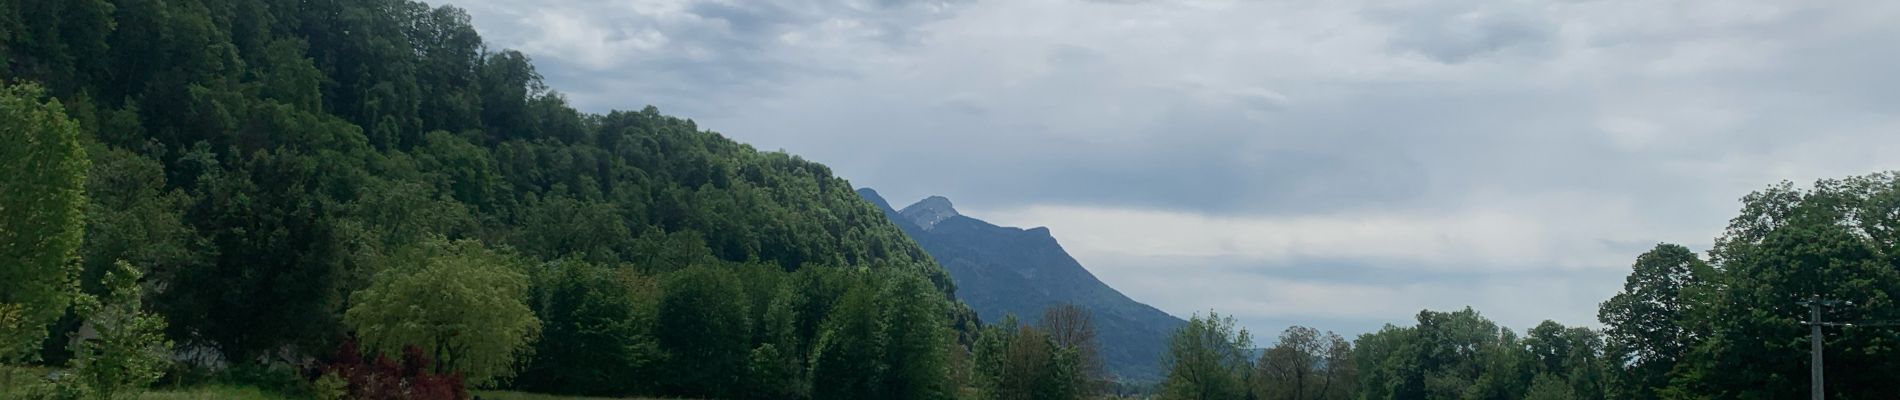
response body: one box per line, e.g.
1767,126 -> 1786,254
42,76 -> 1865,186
859,188 -> 1187,382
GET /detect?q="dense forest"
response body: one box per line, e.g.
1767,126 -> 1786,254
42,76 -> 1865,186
0,0 -> 1003,398
2,0 -> 1899,399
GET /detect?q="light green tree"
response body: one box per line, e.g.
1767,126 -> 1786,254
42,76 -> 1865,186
0,82 -> 89,362
344,237 -> 540,387
1160,311 -> 1254,400
69,261 -> 172,399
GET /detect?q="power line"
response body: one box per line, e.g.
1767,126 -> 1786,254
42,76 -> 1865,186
1795,296 -> 1899,400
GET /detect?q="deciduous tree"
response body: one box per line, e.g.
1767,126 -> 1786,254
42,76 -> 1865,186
0,83 -> 87,362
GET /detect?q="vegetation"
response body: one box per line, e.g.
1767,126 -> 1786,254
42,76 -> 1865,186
68,261 -> 173,399
1,0 -> 964,397
2,0 -> 1897,397
343,237 -> 539,386
1146,173 -> 1900,400
0,82 -> 88,363
1159,312 -> 1254,400
968,306 -> 1104,400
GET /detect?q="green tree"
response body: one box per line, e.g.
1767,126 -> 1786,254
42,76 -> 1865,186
1352,308 -> 1532,400
1159,311 -> 1253,400
515,258 -> 659,396
1524,373 -> 1577,400
1005,325 -> 1064,399
810,282 -> 885,400
0,82 -> 88,362
878,272 -> 954,400
1254,326 -> 1354,400
1522,321 -> 1606,400
68,261 -> 172,399
1038,303 -> 1104,396
1595,243 -> 1708,400
1353,325 -> 1423,400
1674,176 -> 1900,399
970,315 -> 1082,400
1414,308 -> 1528,400
655,265 -> 751,398
344,237 -> 540,387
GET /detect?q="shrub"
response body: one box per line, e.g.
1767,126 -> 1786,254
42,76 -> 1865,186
323,340 -> 467,400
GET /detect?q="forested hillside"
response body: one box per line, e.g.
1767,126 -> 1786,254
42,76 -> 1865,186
6,0 -> 1899,400
0,0 -> 978,398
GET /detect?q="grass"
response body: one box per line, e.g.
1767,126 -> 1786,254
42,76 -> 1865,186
475,390 -> 673,400
2,365 -> 292,400
136,385 -> 292,400
5,365 -> 661,400
1,365 -> 53,399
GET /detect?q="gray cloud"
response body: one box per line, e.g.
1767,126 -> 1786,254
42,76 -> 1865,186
444,0 -> 1900,337
1363,0 -> 1557,63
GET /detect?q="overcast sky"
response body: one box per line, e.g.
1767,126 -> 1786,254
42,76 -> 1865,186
442,0 -> 1900,338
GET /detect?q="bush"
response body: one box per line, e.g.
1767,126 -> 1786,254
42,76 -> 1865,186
323,340 -> 467,400
67,261 -> 172,399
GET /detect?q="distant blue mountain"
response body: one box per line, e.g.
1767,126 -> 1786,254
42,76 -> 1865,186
859,188 -> 1186,382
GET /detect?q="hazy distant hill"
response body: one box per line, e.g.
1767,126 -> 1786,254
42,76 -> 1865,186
859,188 -> 1186,382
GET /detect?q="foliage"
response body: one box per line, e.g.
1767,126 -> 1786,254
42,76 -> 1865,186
1521,321 -> 1606,400
1037,303 -> 1104,394
514,259 -> 659,396
1350,308 -> 1544,400
653,265 -> 751,398
1595,243 -> 1708,400
1253,326 -> 1354,400
3,0 -> 953,372
1671,175 -> 1900,399
809,281 -> 885,400
68,261 -> 173,399
876,272 -> 955,400
343,237 -> 540,387
321,340 -> 467,400
1159,311 -> 1253,400
0,82 -> 87,362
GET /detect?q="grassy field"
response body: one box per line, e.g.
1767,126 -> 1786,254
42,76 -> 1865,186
2,366 -> 657,400
136,385 -> 292,400
474,391 -> 673,400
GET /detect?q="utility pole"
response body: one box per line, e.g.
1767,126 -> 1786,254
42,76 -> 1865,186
1808,295 -> 1824,400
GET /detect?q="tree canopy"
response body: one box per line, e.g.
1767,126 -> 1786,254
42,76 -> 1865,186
0,82 -> 88,363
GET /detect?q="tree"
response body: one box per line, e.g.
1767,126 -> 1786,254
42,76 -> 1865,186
0,82 -> 88,362
68,261 -> 172,399
343,237 -> 540,387
1524,373 -> 1577,400
1673,176 -> 1900,399
1414,308 -> 1528,400
1254,326 -> 1354,400
1038,303 -> 1103,395
1353,325 -> 1423,400
1352,308 -> 1531,400
655,265 -> 751,398
878,272 -> 954,400
514,259 -> 659,396
810,282 -> 885,400
1159,311 -> 1253,400
1596,243 -> 1707,400
1522,321 -> 1607,400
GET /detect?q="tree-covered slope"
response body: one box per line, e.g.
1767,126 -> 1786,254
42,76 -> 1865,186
861,188 -> 1186,382
1,0 -> 950,379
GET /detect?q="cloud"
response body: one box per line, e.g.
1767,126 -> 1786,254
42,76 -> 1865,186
443,0 -> 1900,337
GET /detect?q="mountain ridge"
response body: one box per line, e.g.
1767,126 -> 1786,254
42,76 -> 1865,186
859,188 -> 1186,382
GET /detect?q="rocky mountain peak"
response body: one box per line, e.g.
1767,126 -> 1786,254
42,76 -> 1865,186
900,196 -> 960,230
